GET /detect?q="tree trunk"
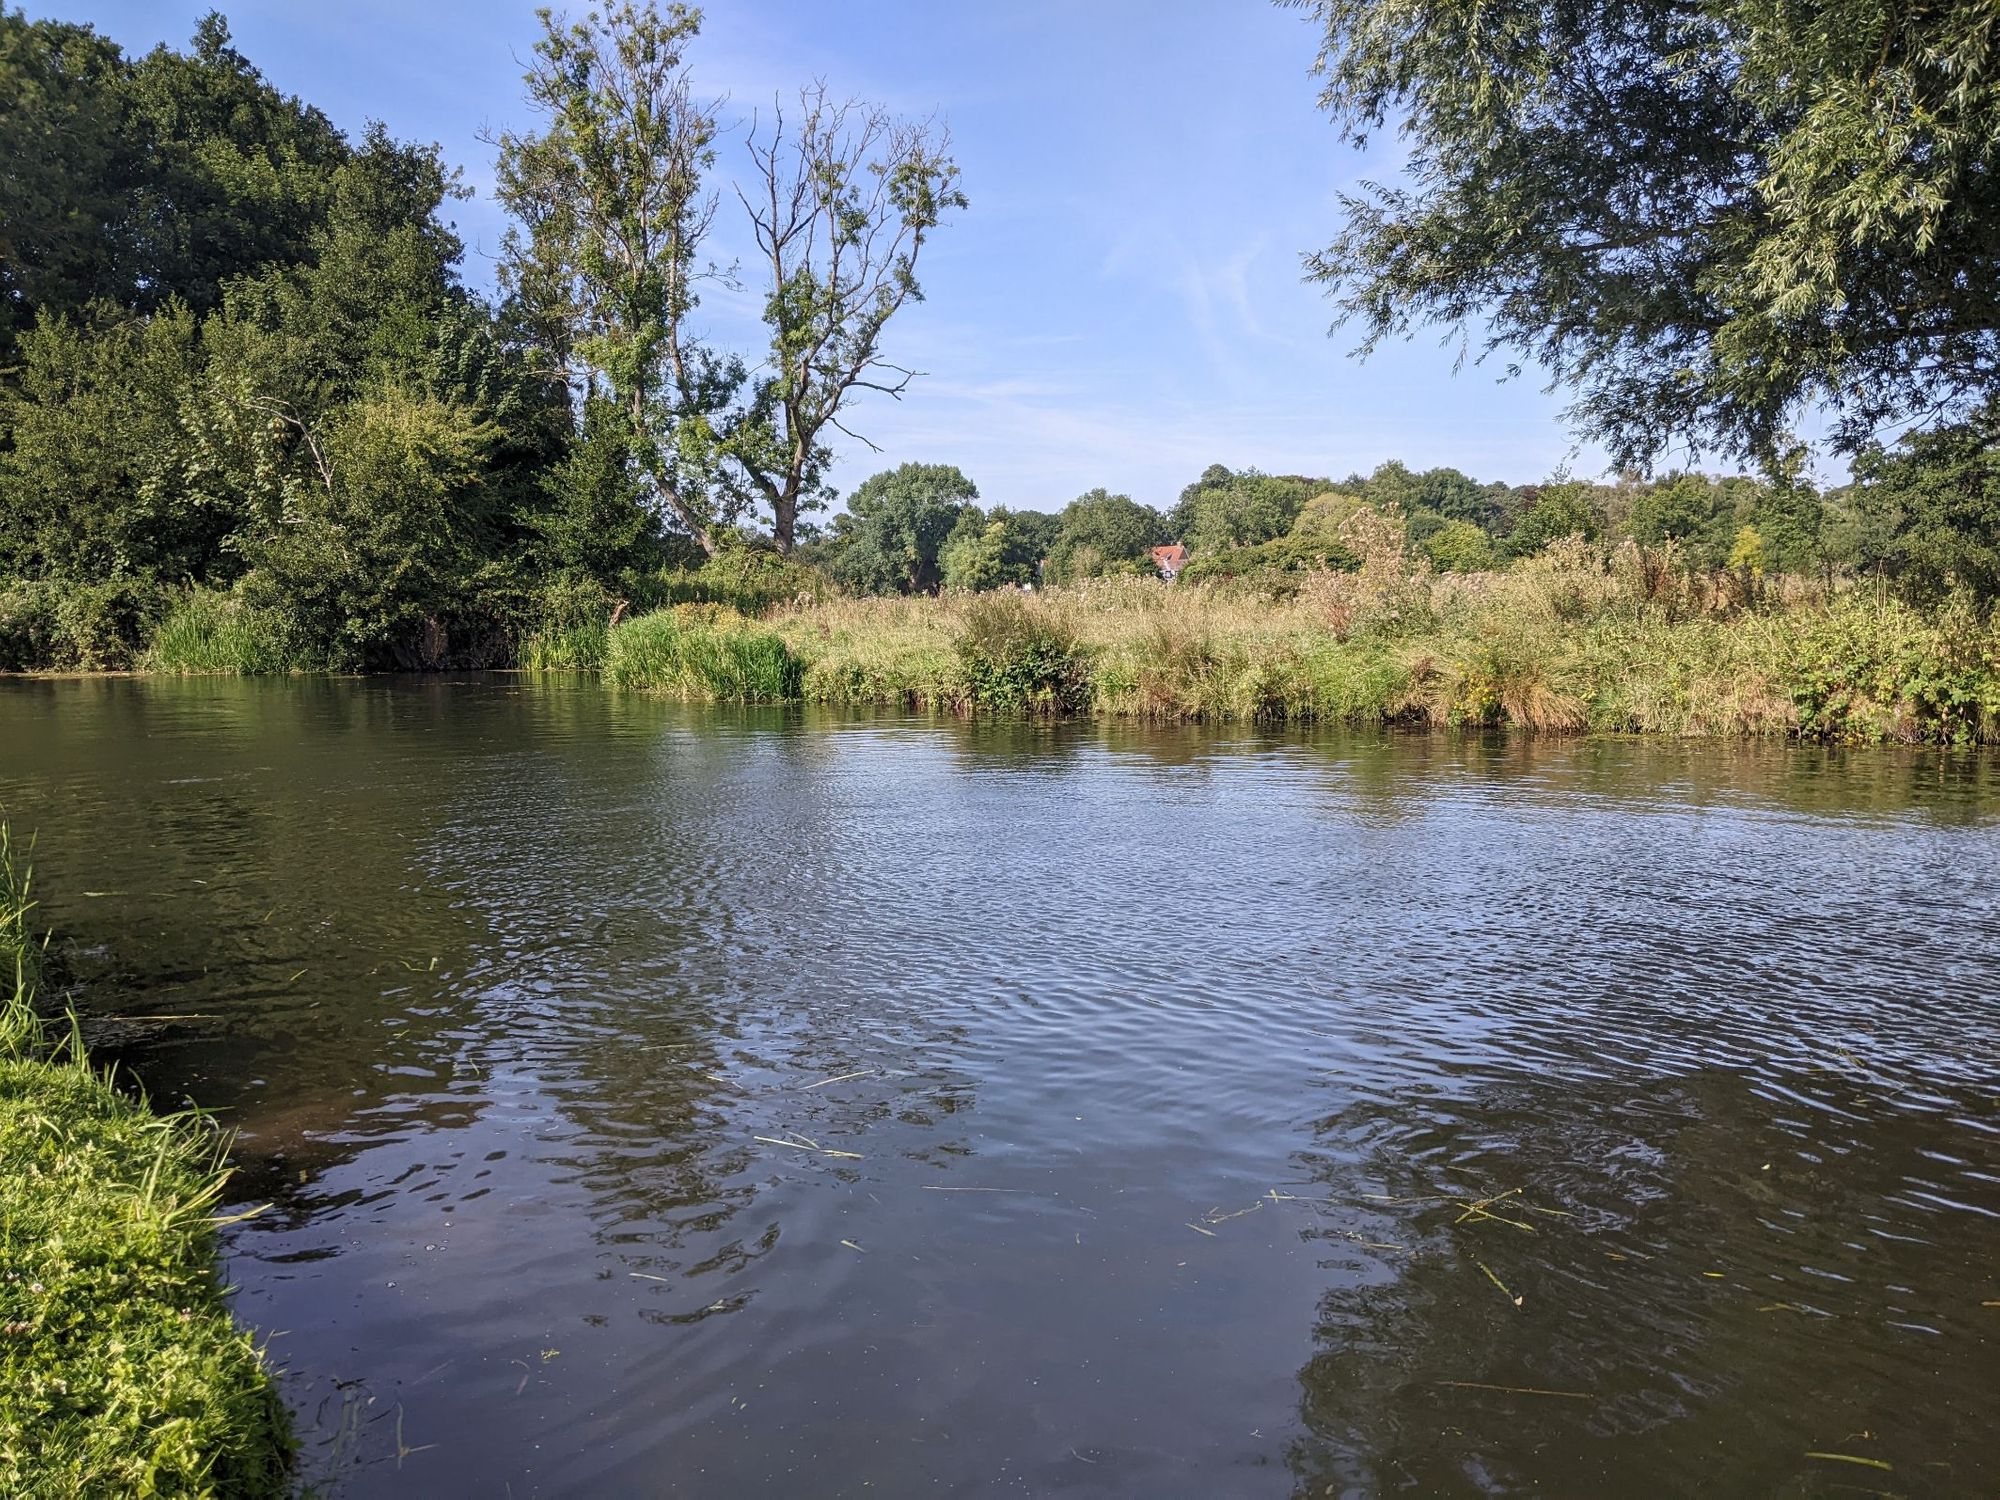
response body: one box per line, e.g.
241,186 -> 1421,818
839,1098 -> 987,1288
772,486 -> 797,555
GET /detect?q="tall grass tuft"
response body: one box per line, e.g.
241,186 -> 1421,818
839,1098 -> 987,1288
0,822 -> 294,1496
144,587 -> 298,675
955,593 -> 1093,714
605,606 -> 804,700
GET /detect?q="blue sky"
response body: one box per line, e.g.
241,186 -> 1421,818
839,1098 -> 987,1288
43,0 -> 1613,512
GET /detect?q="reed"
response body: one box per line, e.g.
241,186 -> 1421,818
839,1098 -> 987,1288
605,605 -> 804,700
143,587 -> 299,675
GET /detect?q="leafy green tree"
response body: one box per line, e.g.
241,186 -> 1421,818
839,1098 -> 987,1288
1168,465 -> 1322,554
1421,518 -> 1494,573
1043,489 -> 1166,583
1844,409 -> 2000,606
0,12 -> 134,363
1630,474 -> 1733,564
1748,474 -> 1825,576
530,397 -> 663,583
492,2 -> 729,550
829,462 -> 977,595
938,505 -> 1054,591
1297,0 -> 2000,465
236,389 -> 504,667
1290,491 -> 1374,540
940,517 -> 1011,593
493,3 -> 963,556
1505,482 -> 1602,558
0,304 -> 209,581
120,13 -> 349,317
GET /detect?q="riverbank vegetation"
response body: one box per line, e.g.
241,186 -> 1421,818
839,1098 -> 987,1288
0,826 -> 292,1496
0,5 -> 958,672
4,3 -> 2000,746
592,539 -> 2000,743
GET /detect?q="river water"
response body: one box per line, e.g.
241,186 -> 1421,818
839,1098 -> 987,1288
3,675 -> 1998,1497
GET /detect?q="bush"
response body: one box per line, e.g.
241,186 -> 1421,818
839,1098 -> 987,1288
1781,595 -> 2000,743
519,575 -> 621,671
1177,534 -> 1359,587
0,579 -> 168,671
955,594 -> 1092,713
0,584 -> 58,671
644,550 -> 830,617
604,606 -> 803,700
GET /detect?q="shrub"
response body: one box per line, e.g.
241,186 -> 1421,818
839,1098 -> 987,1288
1177,535 -> 1359,587
1782,595 -> 2000,743
955,593 -> 1092,713
519,575 -> 620,671
0,579 -> 168,670
605,606 -> 803,700
1421,518 -> 1496,573
0,583 -> 58,671
645,550 -> 830,617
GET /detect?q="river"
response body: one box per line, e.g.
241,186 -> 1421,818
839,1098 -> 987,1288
3,674 -> 1997,1496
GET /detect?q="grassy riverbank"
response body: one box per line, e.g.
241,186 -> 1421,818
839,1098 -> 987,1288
16,542 -> 2000,744
0,826 -> 292,1497
597,550 -> 2000,744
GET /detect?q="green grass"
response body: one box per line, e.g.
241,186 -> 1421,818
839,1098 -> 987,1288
596,555 -> 2000,744
0,825 -> 293,1498
520,618 -> 610,672
605,606 -> 804,700
143,587 -> 298,676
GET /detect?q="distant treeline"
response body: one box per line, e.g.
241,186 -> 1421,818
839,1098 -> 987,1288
2,9 -> 1996,677
801,449 -> 1995,604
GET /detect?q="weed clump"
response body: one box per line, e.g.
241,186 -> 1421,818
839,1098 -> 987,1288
954,594 -> 1093,714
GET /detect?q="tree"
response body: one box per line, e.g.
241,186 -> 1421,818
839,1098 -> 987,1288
0,303 -> 207,580
1421,518 -> 1494,573
940,505 -> 1050,592
491,2 -> 729,551
235,389 -> 504,668
0,12 -> 133,363
1844,406 -> 2000,605
0,9 -> 352,367
829,462 -> 977,595
723,87 -> 965,553
1296,0 -> 2000,467
1505,482 -> 1601,558
1043,489 -> 1166,584
1168,465 -> 1322,554
1630,474 -> 1731,561
492,3 -> 963,556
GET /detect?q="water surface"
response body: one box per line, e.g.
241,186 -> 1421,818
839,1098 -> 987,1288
4,676 -> 1998,1496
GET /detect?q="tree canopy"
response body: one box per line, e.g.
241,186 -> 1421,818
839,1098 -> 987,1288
1295,0 -> 2000,467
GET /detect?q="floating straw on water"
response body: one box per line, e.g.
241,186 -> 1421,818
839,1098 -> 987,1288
1476,1260 -> 1524,1308
1437,1381 -> 1590,1400
800,1069 -> 879,1090
1805,1452 -> 1891,1472
753,1132 -> 863,1160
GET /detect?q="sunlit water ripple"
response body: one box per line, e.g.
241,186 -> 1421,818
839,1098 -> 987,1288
3,675 -> 1997,1496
